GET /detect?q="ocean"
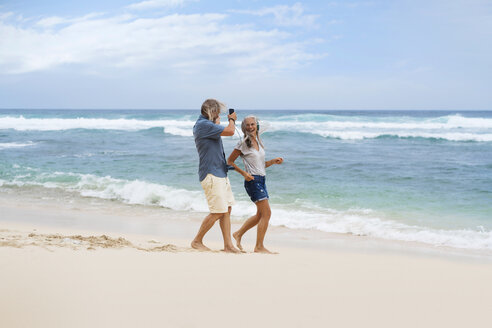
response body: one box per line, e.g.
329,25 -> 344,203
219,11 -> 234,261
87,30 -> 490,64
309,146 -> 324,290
1,109 -> 491,251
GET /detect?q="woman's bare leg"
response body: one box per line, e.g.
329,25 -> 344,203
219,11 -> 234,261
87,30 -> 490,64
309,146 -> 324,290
254,200 -> 275,254
233,210 -> 261,251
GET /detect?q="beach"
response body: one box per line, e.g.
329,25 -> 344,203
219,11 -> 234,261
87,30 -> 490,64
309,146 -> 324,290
1,109 -> 492,327
3,0 -> 492,325
2,109 -> 492,252
1,193 -> 492,328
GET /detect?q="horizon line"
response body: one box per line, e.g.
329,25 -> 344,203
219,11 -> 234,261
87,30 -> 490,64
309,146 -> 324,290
1,108 -> 491,111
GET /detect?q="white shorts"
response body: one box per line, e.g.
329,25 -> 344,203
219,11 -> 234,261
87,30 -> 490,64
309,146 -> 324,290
200,174 -> 235,213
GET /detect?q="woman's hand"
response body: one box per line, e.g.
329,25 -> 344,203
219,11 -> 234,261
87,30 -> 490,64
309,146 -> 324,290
273,157 -> 283,165
244,173 -> 254,181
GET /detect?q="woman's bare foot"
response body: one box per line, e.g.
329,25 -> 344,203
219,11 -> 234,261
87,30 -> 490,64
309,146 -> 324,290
232,231 -> 243,251
224,245 -> 241,254
254,246 -> 278,254
191,240 -> 211,251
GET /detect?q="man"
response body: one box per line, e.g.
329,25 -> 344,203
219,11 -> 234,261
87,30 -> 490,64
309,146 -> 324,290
191,99 -> 240,253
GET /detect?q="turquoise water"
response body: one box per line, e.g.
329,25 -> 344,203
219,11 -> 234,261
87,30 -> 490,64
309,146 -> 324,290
1,109 -> 491,250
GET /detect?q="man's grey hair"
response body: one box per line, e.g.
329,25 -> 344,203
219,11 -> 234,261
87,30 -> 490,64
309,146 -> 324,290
201,99 -> 226,122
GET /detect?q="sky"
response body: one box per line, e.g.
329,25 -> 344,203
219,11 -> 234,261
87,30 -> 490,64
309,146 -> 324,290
0,0 -> 491,110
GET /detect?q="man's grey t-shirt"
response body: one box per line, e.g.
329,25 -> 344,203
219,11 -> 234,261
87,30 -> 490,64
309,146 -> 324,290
193,115 -> 227,182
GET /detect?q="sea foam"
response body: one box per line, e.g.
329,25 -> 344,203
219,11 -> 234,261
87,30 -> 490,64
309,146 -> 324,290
2,170 -> 492,251
0,116 -> 194,136
1,114 -> 491,141
0,142 -> 36,150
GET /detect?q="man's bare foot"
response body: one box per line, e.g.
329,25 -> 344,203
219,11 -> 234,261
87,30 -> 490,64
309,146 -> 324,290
191,240 -> 211,251
223,245 -> 242,254
254,246 -> 278,254
232,231 -> 243,251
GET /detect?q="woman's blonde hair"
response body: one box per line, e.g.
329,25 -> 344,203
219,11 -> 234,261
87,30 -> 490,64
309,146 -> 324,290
241,115 -> 265,149
201,99 -> 226,122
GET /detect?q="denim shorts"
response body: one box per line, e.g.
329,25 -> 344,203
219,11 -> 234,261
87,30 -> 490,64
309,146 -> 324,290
244,175 -> 269,203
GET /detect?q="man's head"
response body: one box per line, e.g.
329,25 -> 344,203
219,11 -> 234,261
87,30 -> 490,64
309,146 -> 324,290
201,99 -> 226,123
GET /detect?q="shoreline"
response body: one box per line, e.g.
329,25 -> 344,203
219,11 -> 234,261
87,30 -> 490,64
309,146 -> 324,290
1,186 -> 491,260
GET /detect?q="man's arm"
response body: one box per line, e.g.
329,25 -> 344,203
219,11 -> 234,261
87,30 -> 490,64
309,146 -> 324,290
220,112 -> 237,136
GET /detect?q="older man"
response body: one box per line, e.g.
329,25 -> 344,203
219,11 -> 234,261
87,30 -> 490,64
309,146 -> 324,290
191,99 -> 240,253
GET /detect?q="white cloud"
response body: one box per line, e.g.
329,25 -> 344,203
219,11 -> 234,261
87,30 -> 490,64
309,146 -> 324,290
231,3 -> 319,28
36,13 -> 104,28
0,12 -> 14,20
325,2 -> 376,8
126,0 -> 190,11
0,11 -> 322,75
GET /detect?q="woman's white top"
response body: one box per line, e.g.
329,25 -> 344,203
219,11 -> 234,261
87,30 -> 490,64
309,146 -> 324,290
235,140 -> 266,176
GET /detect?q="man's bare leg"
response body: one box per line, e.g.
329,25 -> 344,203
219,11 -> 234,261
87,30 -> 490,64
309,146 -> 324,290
191,213 -> 223,251
254,200 -> 276,254
233,213 -> 260,251
219,207 -> 241,253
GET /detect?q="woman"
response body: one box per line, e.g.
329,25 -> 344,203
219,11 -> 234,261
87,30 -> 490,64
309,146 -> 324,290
227,115 -> 283,254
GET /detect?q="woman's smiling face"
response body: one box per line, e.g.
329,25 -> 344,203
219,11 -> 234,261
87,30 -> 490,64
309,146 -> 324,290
244,117 -> 257,134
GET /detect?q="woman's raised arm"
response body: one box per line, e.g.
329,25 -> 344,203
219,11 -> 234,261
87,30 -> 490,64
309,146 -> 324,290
265,157 -> 284,168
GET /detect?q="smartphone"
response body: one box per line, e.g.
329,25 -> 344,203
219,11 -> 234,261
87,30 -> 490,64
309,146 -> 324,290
229,108 -> 235,114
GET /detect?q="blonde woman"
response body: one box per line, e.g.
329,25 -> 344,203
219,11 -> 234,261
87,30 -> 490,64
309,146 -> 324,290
227,115 -> 283,253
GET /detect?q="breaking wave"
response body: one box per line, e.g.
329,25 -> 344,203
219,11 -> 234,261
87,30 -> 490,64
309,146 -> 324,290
1,170 -> 491,251
1,114 -> 491,141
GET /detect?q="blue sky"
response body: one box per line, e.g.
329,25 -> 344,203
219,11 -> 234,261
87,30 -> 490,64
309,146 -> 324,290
0,0 -> 491,109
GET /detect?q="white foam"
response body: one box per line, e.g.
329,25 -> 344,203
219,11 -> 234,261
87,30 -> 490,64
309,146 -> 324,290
267,206 -> 492,251
2,171 -> 492,251
162,126 -> 193,137
279,113 -> 492,129
4,172 -> 210,212
0,142 -> 36,149
75,175 -> 210,212
304,130 -> 492,142
1,114 -> 491,141
0,116 -> 194,136
266,118 -> 492,141
446,115 -> 492,129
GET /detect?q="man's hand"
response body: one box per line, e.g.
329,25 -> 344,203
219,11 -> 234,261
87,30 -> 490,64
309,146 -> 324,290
221,111 -> 237,136
227,112 -> 237,122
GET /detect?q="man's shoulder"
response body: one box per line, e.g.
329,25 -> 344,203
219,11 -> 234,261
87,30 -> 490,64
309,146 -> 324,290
194,116 -> 224,140
198,118 -> 224,131
194,115 -> 204,124
194,115 -> 208,132
195,115 -> 212,128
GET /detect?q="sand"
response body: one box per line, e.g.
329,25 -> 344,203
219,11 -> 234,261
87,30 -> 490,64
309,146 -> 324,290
1,198 -> 492,328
